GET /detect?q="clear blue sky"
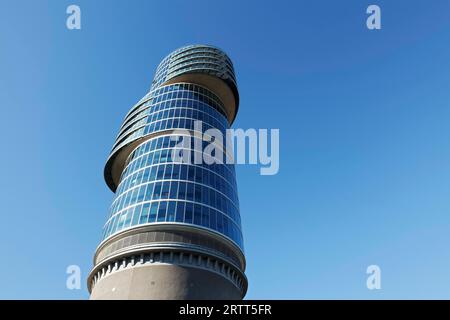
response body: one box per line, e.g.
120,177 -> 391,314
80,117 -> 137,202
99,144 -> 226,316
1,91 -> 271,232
1,0 -> 450,299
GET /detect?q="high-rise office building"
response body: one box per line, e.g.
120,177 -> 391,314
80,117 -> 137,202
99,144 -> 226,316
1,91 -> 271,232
88,45 -> 247,299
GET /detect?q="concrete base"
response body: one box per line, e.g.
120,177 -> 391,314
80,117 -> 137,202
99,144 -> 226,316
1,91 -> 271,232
90,264 -> 242,300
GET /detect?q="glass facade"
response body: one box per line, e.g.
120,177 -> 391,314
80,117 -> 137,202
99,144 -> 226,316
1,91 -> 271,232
99,46 -> 244,251
110,83 -> 229,157
102,134 -> 243,248
151,45 -> 237,95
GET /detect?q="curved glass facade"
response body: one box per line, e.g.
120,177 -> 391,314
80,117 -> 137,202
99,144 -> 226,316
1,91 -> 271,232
99,47 -> 244,250
109,83 -> 229,157
151,45 -> 237,95
102,133 -> 243,248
